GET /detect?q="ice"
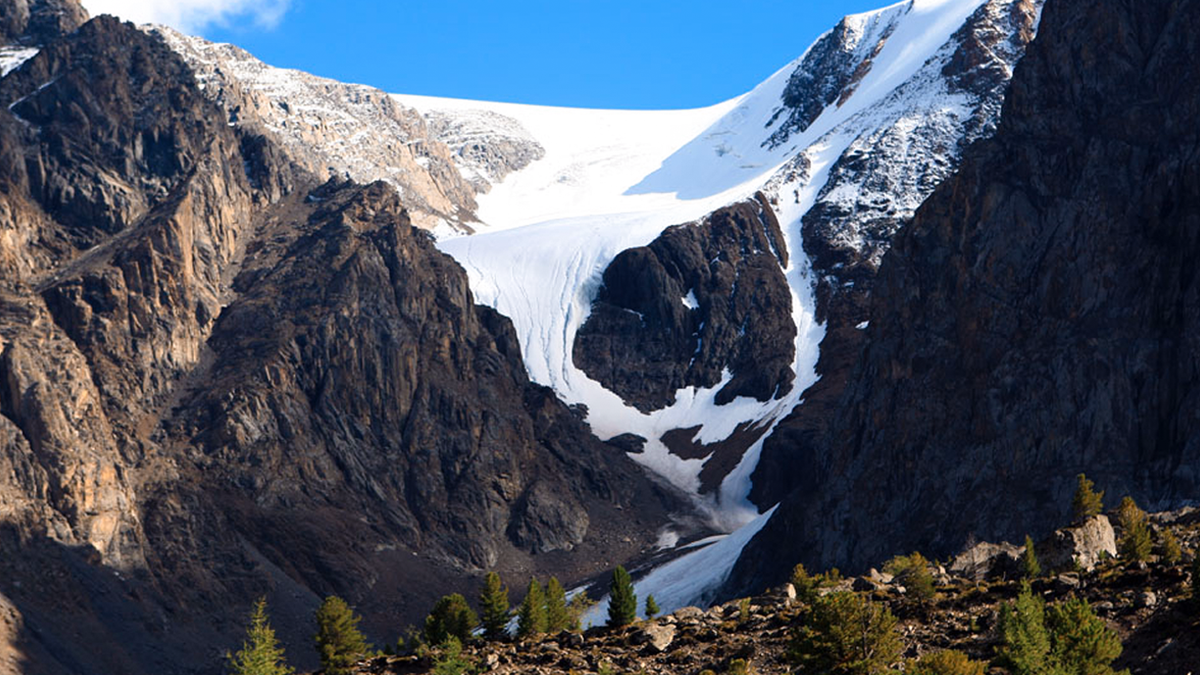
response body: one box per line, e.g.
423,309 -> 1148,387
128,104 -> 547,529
681,290 -> 699,311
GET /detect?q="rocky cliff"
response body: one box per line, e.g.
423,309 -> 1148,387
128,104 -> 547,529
732,0 -> 1200,594
574,195 -> 794,414
0,7 -> 678,674
750,0 -> 1042,506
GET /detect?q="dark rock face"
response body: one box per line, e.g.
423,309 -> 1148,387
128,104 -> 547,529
732,0 -> 1200,595
764,6 -> 905,150
573,194 -> 795,413
0,0 -> 86,46
0,16 -> 677,674
749,0 -> 1043,507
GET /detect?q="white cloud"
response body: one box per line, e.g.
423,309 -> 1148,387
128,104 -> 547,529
80,0 -> 291,34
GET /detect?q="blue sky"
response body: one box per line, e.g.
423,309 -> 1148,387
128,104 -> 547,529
187,1 -> 890,109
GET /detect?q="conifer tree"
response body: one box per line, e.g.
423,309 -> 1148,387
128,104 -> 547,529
607,566 -> 638,628
567,591 -> 594,632
1158,529 -> 1182,565
478,572 -> 510,641
227,597 -> 293,675
644,594 -> 660,618
1071,473 -> 1104,523
424,594 -> 478,646
996,583 -> 1052,675
1046,597 -> 1125,675
544,577 -> 569,633
789,591 -> 901,675
314,596 -> 369,675
517,578 -> 548,638
1116,497 -> 1152,563
885,552 -> 935,603
1022,535 -> 1042,579
790,563 -> 818,603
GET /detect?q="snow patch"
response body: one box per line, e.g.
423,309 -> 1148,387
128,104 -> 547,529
583,507 -> 778,627
0,47 -> 38,77
681,289 -> 699,311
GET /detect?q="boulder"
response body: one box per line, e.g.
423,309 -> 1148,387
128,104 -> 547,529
636,623 -> 676,654
949,541 -> 1023,581
1038,515 -> 1116,573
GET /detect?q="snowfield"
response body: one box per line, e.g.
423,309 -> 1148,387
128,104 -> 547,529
398,0 -> 994,530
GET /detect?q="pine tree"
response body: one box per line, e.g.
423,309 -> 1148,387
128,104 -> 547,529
1158,529 -> 1182,565
227,597 -> 293,675
644,594 -> 660,619
517,578 -> 548,638
424,594 -> 478,646
788,591 -> 901,675
1023,535 -> 1042,579
313,596 -> 369,675
1071,473 -> 1104,523
996,583 -> 1052,675
606,566 -> 638,628
544,577 -> 569,633
478,572 -> 510,641
431,637 -> 472,675
1116,497 -> 1152,563
884,552 -> 935,603
1046,597 -> 1125,675
566,591 -> 594,632
790,563 -> 818,603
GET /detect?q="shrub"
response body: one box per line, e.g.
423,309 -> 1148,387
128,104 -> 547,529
903,650 -> 984,675
314,596 -> 369,675
728,657 -> 752,675
424,594 -> 477,646
517,578 -> 548,638
478,571 -> 510,641
227,597 -> 293,675
607,566 -> 638,628
789,591 -> 901,675
884,552 -> 936,603
1022,535 -> 1042,580
1071,474 -> 1104,523
1116,497 -> 1152,563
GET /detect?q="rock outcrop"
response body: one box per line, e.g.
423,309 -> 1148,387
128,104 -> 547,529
0,0 -> 85,46
733,0 -> 1200,593
574,194 -> 794,413
152,27 -> 482,232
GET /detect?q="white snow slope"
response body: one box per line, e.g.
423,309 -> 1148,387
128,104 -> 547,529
394,0 -> 1034,616
399,0 -> 989,519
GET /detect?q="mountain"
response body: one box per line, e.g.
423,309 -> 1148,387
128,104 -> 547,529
386,0 -> 1042,608
730,0 -> 1200,595
0,5 -> 677,673
2,0 -> 1186,670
